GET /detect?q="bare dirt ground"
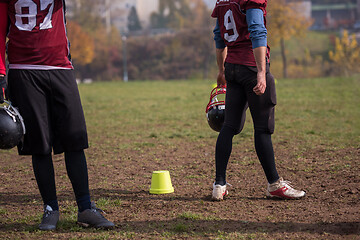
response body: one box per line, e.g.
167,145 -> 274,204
0,138 -> 359,239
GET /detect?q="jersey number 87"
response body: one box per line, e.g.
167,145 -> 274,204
14,0 -> 54,31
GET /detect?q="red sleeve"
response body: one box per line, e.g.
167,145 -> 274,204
0,2 -> 8,75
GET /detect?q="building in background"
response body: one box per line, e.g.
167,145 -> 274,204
68,0 -> 360,33
282,0 -> 359,31
136,0 -> 159,28
287,0 -> 312,20
310,0 -> 358,30
102,0 -> 159,33
66,0 -> 159,33
66,0 -> 224,33
110,0 -> 160,32
203,0 -> 215,9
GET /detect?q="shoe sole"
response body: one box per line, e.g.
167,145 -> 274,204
39,226 -> 56,231
211,191 -> 228,201
266,192 -> 306,200
211,197 -> 223,201
77,221 -> 115,229
77,222 -> 91,228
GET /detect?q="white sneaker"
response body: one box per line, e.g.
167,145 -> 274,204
266,178 -> 306,199
212,182 -> 231,201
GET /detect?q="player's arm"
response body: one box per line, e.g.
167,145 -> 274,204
214,19 -> 227,87
246,8 -> 267,95
0,2 -> 8,103
0,2 -> 8,77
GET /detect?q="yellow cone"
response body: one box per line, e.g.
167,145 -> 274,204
149,170 -> 174,194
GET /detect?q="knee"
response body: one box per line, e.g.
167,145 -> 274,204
221,124 -> 239,136
235,123 -> 245,135
254,127 -> 273,135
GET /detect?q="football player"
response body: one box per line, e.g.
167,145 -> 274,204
0,0 -> 114,230
211,0 -> 306,200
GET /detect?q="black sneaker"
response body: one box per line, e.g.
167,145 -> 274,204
77,202 -> 114,229
39,205 -> 59,230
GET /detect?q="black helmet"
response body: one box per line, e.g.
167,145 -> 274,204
0,101 -> 26,149
206,86 -> 226,132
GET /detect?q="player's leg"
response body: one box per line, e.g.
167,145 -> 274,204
215,82 -> 247,185
32,154 -> 60,230
246,69 -> 305,199
212,63 -> 248,201
7,69 -> 59,229
244,67 -> 279,182
50,70 -> 114,228
7,69 -> 53,155
64,150 -> 90,212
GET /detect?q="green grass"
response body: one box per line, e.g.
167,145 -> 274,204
269,31 -> 333,60
1,76 -> 359,239
274,76 -> 360,149
79,76 -> 359,152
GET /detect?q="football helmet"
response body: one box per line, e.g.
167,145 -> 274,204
0,101 -> 26,149
206,85 -> 226,132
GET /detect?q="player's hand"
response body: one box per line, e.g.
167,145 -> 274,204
217,71 -> 226,88
253,71 -> 266,95
0,75 -> 7,104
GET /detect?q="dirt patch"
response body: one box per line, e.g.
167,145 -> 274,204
0,140 -> 359,239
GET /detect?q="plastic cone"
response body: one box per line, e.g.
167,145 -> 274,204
149,170 -> 174,194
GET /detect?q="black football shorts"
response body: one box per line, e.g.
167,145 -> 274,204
7,69 -> 88,155
224,62 -> 277,134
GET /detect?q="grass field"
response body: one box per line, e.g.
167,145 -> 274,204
0,76 -> 359,239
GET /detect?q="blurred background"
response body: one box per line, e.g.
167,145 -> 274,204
65,0 -> 360,82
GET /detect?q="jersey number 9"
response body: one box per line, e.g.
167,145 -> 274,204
224,9 -> 239,42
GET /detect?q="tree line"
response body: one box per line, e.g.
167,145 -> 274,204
66,0 -> 360,81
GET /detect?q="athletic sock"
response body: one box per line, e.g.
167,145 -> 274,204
32,154 -> 59,211
254,131 -> 279,184
215,125 -> 236,186
76,195 -> 91,212
64,150 -> 91,212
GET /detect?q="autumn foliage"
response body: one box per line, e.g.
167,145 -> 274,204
329,30 -> 360,76
267,0 -> 313,78
67,21 -> 95,66
65,0 -> 356,81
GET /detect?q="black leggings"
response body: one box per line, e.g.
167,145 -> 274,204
215,63 -> 279,185
32,150 -> 91,211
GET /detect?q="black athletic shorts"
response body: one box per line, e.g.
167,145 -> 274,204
224,62 -> 277,134
7,69 -> 88,155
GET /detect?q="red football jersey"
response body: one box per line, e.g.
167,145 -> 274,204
212,0 -> 270,66
1,0 -> 73,70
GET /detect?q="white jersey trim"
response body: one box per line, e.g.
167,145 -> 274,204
9,64 -> 73,70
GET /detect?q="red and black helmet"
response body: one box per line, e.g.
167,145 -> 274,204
206,85 -> 226,132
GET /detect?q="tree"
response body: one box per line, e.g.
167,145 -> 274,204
67,0 -> 124,80
68,0 -> 104,32
88,25 -> 123,80
150,0 -> 192,29
329,30 -> 360,76
128,6 -> 142,32
67,21 -> 95,66
267,0 -> 312,78
188,0 -> 213,29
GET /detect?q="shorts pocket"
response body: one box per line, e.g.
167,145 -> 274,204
267,72 -> 277,105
